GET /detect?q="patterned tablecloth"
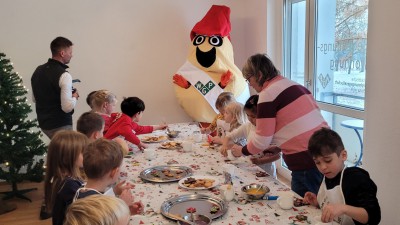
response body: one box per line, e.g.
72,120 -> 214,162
121,123 -> 322,225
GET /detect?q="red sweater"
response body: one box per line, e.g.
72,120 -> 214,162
104,113 -> 153,145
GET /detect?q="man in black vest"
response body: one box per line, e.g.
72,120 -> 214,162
31,36 -> 80,139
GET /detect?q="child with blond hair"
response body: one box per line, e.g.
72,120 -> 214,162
90,90 -> 118,134
64,195 -> 130,225
201,92 -> 236,136
210,101 -> 247,145
220,95 -> 280,178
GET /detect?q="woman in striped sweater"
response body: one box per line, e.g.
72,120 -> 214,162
223,53 -> 329,197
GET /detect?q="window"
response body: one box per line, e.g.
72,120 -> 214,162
280,0 -> 369,179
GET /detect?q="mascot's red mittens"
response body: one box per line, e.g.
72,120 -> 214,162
173,74 -> 190,89
219,70 -> 232,88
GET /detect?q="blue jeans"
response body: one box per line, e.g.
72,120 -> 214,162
291,167 -> 323,197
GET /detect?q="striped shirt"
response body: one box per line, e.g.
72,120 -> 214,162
243,75 -> 328,170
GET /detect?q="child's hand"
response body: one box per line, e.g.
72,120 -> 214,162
113,180 -> 134,196
155,124 -> 168,130
321,203 -> 345,223
211,136 -> 222,144
119,189 -> 134,206
303,192 -> 319,207
129,201 -> 144,215
231,145 -> 243,157
220,145 -> 228,157
138,142 -> 147,151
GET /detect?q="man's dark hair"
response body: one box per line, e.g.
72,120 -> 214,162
120,97 -> 145,117
308,127 -> 345,157
50,36 -> 73,56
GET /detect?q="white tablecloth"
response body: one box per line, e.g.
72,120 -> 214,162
121,123 -> 321,225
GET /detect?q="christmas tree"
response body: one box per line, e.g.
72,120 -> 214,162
0,52 -> 47,201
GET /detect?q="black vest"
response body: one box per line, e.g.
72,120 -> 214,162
31,59 -> 73,130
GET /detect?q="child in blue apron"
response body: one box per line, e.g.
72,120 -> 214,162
304,128 -> 380,225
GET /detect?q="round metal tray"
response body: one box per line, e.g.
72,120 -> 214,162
160,194 -> 228,220
139,165 -> 193,183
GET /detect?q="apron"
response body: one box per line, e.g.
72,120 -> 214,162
216,119 -> 230,137
177,60 -> 223,114
73,187 -> 102,202
317,167 -> 355,225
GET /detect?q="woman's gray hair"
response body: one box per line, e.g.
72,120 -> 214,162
242,53 -> 280,86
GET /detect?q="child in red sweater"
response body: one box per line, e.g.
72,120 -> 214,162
104,97 -> 167,150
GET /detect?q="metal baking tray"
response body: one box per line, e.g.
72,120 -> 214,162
160,194 -> 228,220
139,165 -> 193,183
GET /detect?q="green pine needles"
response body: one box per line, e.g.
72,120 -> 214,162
0,52 -> 47,201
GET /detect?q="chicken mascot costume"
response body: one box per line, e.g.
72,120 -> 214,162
173,5 -> 250,123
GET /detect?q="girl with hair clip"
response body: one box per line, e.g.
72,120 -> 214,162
221,95 -> 281,178
210,101 -> 247,146
64,195 -> 130,225
43,130 -> 89,225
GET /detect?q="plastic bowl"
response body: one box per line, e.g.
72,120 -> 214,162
166,130 -> 180,138
241,184 -> 270,200
177,214 -> 212,225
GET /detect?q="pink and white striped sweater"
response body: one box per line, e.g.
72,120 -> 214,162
243,75 -> 329,171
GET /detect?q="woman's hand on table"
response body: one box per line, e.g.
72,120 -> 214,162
303,192 -> 319,207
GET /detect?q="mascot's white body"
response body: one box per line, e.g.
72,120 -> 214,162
174,5 -> 250,122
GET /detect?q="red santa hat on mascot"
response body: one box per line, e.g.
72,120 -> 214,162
190,5 -> 231,40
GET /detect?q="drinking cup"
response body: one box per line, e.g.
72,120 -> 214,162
220,184 -> 235,201
277,192 -> 294,209
182,141 -> 193,152
193,132 -> 203,143
144,148 -> 156,160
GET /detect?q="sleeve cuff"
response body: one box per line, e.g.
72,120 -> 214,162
242,145 -> 251,156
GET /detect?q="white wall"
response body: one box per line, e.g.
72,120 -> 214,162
1,0 -> 399,223
364,0 -> 400,223
0,0 -> 266,139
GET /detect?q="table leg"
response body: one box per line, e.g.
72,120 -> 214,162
353,129 -> 363,166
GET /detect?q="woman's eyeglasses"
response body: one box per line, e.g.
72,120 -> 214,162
245,74 -> 253,83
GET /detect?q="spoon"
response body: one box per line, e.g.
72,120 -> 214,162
166,213 -> 196,225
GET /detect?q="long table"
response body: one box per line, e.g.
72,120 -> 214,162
121,123 -> 321,225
